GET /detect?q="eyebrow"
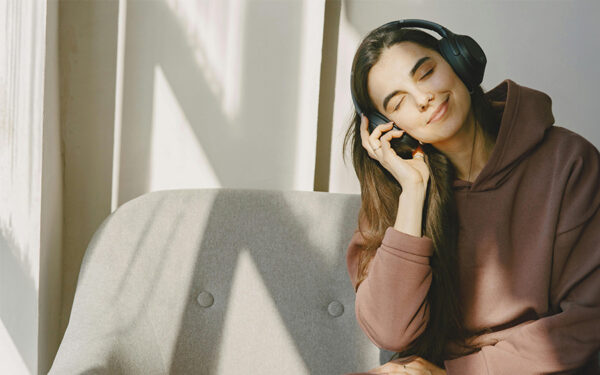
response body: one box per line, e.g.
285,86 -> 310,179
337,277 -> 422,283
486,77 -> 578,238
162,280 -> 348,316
382,56 -> 431,111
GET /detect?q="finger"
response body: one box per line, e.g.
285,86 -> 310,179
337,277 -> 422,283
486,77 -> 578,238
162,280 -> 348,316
370,141 -> 383,155
362,140 -> 376,158
379,132 -> 392,153
368,369 -> 415,375
369,139 -> 385,156
392,363 -> 423,375
360,113 -> 368,130
368,368 -> 410,375
369,122 -> 394,147
369,122 -> 394,140
403,365 -> 431,375
368,363 -> 397,374
380,129 -> 405,142
359,114 -> 371,140
370,361 -> 424,375
360,115 -> 377,156
380,129 -> 402,152
372,136 -> 389,155
401,358 -> 435,374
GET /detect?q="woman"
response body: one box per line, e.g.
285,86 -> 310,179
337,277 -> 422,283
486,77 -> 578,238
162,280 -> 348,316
343,20 -> 600,374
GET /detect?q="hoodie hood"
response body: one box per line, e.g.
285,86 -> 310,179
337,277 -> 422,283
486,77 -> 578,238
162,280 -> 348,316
455,79 -> 555,192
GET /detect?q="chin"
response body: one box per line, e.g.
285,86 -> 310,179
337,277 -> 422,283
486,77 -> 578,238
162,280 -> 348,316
422,127 -> 462,147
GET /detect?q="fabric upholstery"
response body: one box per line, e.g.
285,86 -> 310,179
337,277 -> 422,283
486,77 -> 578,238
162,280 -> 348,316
49,188 -> 380,374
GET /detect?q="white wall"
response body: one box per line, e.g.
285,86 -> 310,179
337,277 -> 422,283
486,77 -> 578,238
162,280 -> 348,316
116,0 -> 326,206
0,0 -> 48,374
329,0 -> 600,194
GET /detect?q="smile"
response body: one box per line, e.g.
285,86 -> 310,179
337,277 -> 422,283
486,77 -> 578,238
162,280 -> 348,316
427,96 -> 449,125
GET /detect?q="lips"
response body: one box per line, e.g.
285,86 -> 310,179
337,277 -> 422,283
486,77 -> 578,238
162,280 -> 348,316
427,96 -> 449,125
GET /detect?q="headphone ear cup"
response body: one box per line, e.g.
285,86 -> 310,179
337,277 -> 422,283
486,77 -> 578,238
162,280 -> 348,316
367,111 -> 419,150
438,34 -> 486,92
368,112 -> 394,133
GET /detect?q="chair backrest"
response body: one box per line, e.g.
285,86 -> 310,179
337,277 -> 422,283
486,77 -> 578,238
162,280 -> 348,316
49,188 -> 380,374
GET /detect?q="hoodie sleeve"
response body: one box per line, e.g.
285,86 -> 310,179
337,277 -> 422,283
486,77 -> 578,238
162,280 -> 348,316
444,139 -> 600,375
346,226 -> 434,352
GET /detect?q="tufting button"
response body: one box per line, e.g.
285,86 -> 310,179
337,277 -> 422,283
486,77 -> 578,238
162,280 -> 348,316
197,291 -> 214,308
327,301 -> 344,317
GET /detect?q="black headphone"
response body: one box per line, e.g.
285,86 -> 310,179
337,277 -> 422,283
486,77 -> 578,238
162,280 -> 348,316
351,19 -> 486,145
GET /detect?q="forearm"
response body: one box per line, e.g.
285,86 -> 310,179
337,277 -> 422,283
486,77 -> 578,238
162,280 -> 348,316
394,185 -> 427,237
354,227 -> 434,351
348,185 -> 432,351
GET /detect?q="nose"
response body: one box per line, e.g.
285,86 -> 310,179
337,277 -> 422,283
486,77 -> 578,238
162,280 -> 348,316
418,93 -> 434,111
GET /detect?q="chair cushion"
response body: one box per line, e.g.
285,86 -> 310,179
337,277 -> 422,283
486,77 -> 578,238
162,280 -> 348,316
50,189 -> 380,374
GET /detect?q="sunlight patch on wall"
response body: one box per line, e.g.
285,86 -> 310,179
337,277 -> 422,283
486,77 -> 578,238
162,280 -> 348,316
217,248 -> 309,374
149,66 -> 221,190
164,0 -> 245,122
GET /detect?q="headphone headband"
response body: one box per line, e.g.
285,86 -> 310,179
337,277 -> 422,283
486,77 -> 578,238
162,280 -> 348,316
382,19 -> 451,40
373,19 -> 487,91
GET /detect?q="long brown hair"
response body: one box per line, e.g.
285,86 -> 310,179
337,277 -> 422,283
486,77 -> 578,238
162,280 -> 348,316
343,24 -> 501,366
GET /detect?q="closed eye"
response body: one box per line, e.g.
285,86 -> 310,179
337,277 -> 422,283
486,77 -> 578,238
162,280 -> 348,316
420,69 -> 433,80
393,97 -> 404,111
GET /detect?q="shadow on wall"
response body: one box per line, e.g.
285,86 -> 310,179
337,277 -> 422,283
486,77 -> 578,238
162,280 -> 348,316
0,226 -> 37,374
118,0 -> 305,205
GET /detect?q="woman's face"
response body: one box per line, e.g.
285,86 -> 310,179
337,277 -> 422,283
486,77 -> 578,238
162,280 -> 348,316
367,41 -> 473,144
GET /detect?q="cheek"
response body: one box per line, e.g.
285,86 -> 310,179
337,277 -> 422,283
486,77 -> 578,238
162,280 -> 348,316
453,86 -> 472,117
390,110 -> 421,131
449,69 -> 470,98
431,71 -> 453,88
435,64 -> 468,96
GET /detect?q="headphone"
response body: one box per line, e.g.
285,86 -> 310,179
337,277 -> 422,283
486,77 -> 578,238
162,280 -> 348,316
351,19 -> 487,145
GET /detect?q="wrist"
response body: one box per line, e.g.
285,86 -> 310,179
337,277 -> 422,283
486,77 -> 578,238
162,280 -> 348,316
401,184 -> 427,200
394,188 -> 426,237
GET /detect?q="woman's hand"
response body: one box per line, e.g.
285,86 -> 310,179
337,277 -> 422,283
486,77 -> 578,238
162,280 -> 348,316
360,115 -> 429,191
362,356 -> 446,375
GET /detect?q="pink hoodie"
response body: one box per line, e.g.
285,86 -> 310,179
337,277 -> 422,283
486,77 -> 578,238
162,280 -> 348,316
346,79 -> 600,374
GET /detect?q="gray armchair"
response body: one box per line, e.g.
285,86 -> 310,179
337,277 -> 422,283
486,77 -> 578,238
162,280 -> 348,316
49,188 -> 380,374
